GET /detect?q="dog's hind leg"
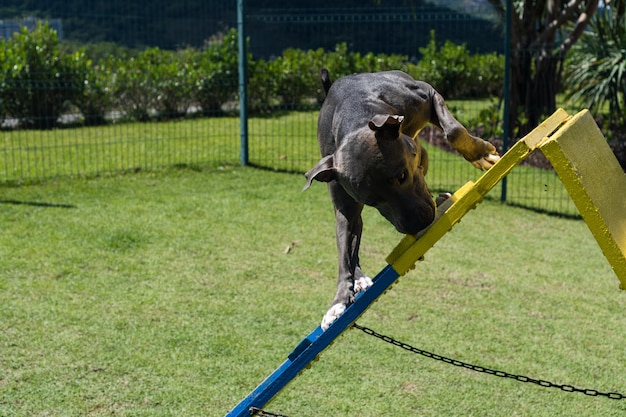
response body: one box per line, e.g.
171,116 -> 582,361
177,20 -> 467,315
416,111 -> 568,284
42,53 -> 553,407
430,92 -> 499,170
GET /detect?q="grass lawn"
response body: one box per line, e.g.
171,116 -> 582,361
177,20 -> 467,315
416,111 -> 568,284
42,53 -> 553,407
1,165 -> 625,416
1,108 -> 581,217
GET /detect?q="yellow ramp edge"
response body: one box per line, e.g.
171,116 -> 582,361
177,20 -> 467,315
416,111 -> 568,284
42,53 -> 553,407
539,110 -> 626,290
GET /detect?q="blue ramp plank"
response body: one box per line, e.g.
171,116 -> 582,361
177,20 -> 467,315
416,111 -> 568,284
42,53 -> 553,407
225,265 -> 400,416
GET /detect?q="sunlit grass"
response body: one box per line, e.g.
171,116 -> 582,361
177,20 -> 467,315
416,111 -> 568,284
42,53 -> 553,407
1,166 -> 625,416
2,108 -> 580,217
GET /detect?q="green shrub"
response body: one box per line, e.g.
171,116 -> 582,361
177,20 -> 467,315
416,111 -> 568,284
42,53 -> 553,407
106,47 -> 199,121
467,100 -> 503,139
248,58 -> 278,113
471,52 -> 505,97
352,50 -> 407,74
0,26 -> 505,129
270,48 -> 324,107
68,55 -> 111,126
322,42 -> 357,80
195,28 -> 239,116
153,49 -> 198,119
407,30 -> 503,98
258,34 -> 501,110
60,41 -> 133,125
63,41 -> 137,65
106,49 -> 160,122
1,22 -> 88,129
0,39 -> 8,125
262,43 -> 409,108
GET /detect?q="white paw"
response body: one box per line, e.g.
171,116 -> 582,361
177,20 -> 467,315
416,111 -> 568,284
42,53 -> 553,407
354,276 -> 373,293
472,154 -> 500,171
321,303 -> 346,331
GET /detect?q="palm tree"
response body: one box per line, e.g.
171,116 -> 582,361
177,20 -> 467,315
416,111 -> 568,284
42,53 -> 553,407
487,0 -> 599,137
565,0 -> 626,129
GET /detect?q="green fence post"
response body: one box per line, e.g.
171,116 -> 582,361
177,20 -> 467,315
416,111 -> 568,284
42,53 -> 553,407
238,0 -> 249,166
501,0 -> 512,203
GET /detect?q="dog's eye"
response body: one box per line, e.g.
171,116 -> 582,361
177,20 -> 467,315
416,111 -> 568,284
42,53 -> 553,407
387,170 -> 409,185
397,170 -> 408,184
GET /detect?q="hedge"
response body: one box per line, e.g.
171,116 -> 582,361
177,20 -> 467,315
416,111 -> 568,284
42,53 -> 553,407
0,25 -> 504,129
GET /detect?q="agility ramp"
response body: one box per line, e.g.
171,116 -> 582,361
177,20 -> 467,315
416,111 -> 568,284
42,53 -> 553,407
225,109 -> 626,416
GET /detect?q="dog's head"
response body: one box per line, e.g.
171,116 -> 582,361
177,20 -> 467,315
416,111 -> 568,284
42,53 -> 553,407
304,114 -> 436,235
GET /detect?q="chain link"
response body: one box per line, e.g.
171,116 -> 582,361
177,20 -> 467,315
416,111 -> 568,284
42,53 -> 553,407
244,324 -> 623,417
353,323 -> 625,400
249,406 -> 290,417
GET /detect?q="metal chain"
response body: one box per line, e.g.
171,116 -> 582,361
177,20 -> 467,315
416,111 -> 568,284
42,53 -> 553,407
353,323 -> 625,400
249,406 -> 290,417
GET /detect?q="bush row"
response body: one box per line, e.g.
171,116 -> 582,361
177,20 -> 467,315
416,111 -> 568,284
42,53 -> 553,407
0,24 -> 504,129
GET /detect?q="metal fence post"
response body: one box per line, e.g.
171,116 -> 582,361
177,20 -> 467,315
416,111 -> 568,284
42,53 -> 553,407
238,0 -> 249,166
501,0 -> 512,203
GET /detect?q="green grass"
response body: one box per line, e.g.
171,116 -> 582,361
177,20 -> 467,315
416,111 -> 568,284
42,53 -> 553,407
1,166 -> 625,416
0,112 -> 320,184
1,109 -> 580,216
446,98 -> 496,125
1,117 -> 242,181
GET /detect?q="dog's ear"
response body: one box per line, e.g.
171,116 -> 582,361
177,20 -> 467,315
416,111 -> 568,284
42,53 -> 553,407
368,114 -> 404,140
303,154 -> 336,191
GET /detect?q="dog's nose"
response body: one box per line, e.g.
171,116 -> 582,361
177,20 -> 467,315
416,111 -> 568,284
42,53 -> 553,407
396,199 -> 436,235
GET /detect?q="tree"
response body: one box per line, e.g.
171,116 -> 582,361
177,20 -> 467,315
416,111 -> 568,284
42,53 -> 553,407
487,0 -> 599,137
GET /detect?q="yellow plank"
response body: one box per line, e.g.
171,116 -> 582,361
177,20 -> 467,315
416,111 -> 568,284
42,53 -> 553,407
522,108 -> 570,149
539,110 -> 626,289
386,181 -> 474,274
386,108 -> 572,276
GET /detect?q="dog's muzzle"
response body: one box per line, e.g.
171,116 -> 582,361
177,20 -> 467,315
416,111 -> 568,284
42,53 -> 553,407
377,196 -> 436,235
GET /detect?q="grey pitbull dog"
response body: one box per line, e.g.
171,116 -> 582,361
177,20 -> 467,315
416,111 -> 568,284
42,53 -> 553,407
303,69 -> 500,330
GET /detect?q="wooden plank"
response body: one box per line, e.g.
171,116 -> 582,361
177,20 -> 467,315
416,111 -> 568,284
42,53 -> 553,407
539,110 -> 626,289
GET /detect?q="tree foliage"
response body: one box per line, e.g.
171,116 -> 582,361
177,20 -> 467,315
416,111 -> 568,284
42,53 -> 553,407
487,0 -> 599,137
565,0 -> 626,132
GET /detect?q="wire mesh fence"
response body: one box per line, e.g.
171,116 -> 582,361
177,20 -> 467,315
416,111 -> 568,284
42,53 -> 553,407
0,1 -> 581,217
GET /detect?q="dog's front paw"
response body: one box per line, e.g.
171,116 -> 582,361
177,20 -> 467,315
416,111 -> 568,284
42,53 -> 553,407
354,276 -> 373,293
471,153 -> 500,171
321,303 -> 347,331
435,192 -> 452,207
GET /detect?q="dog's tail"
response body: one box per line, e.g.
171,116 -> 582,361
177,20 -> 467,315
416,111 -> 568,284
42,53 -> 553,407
320,68 -> 333,95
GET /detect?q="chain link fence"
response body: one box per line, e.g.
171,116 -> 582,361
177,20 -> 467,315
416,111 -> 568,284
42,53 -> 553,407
0,1 -> 579,216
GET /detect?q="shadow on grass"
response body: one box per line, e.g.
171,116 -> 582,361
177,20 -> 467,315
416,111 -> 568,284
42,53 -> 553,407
0,199 -> 76,209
